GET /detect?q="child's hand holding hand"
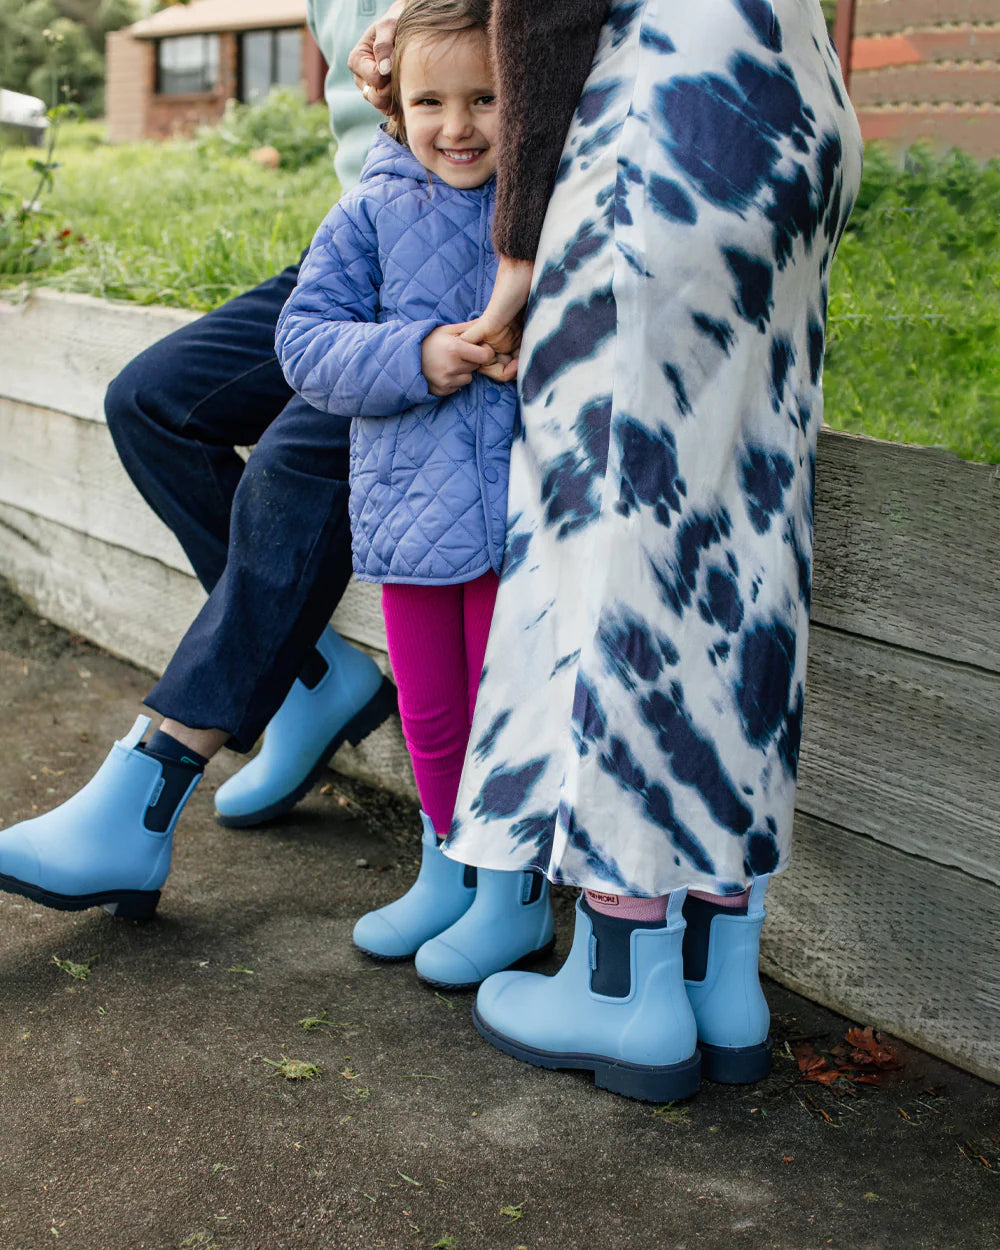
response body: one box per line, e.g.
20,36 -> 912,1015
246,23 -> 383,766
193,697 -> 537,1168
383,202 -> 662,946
478,353 -> 515,383
422,323 -> 496,396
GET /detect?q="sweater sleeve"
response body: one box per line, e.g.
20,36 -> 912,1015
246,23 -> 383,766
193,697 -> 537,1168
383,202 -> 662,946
275,198 -> 438,418
491,0 -> 612,260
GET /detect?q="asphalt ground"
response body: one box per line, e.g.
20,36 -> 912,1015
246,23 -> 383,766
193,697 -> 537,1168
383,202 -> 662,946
0,581 -> 997,1250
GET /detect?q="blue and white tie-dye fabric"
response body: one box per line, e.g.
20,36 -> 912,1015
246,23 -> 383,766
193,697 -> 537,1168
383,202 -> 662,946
443,0 -> 863,898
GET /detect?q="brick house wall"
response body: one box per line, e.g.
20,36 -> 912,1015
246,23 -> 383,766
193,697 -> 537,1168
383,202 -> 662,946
106,20 -> 322,143
105,29 -> 151,142
841,0 -> 1000,155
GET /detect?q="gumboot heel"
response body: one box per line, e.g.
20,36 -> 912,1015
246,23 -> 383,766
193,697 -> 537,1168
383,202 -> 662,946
683,876 -> 773,1084
101,891 -> 161,922
699,1038 -> 773,1085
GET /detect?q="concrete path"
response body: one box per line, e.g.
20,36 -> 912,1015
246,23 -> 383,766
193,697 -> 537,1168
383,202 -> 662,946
0,582 -> 997,1250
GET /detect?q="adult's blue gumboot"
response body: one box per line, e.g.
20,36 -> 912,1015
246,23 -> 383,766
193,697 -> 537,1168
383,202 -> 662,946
0,716 -> 200,920
473,892 -> 701,1102
683,876 -> 773,1083
352,812 -> 476,960
214,625 -> 396,827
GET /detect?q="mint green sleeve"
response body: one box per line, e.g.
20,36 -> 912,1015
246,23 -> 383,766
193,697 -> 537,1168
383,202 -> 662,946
307,0 -> 385,192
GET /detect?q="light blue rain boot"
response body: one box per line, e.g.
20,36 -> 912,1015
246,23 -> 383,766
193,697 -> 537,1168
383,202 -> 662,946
682,876 -> 772,1083
0,716 -> 200,920
214,625 -> 396,827
352,812 -> 476,960
473,893 -> 701,1102
414,868 -> 555,989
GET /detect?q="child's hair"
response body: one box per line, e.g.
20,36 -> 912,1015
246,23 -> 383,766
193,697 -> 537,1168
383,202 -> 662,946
386,0 -> 492,145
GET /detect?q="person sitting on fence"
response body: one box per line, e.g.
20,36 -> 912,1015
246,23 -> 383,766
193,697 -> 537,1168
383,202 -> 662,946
0,1 -> 404,921
276,0 -> 556,990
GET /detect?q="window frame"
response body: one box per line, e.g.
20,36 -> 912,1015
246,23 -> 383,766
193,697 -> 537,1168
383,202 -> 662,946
155,33 -> 221,97
238,27 -> 303,104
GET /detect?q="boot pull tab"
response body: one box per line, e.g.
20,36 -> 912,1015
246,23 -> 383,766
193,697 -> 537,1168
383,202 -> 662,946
747,874 -> 770,919
665,886 -> 688,928
118,715 -> 152,752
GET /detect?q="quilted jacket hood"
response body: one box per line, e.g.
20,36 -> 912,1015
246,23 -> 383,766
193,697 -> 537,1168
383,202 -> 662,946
276,127 -> 515,585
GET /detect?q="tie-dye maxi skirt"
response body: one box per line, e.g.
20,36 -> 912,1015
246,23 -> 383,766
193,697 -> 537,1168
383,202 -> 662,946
444,0 -> 864,897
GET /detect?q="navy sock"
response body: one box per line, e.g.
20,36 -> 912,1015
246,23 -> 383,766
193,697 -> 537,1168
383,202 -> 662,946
140,730 -> 207,833
144,729 -> 209,770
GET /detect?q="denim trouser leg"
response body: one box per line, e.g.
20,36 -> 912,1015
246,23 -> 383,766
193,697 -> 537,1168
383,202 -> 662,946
105,264 -> 354,751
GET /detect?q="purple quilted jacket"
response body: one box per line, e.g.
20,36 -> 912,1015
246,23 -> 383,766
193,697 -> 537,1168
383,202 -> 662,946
276,129 -> 516,585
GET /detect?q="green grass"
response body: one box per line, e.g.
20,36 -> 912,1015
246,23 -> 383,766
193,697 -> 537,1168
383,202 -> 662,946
824,146 -> 1000,464
0,119 -> 336,309
0,122 -> 998,463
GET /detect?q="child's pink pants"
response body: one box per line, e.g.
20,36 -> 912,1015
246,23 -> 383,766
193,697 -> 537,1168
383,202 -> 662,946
381,571 -> 499,836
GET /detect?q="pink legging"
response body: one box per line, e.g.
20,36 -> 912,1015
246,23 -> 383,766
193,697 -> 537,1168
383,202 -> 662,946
382,571 -> 499,836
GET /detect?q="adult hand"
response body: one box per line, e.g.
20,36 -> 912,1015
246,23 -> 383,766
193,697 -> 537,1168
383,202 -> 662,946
348,0 -> 405,113
461,256 -> 534,382
422,323 -> 496,396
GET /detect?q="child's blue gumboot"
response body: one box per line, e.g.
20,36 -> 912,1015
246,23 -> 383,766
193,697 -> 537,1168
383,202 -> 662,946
414,867 -> 555,989
0,716 -> 199,920
683,876 -> 773,1084
214,626 -> 396,827
473,892 -> 701,1103
352,812 -> 476,960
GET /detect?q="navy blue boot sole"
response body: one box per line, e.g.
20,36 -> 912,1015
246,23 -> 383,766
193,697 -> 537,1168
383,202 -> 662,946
417,934 -> 559,991
216,676 -> 398,828
0,871 -> 160,920
699,1036 -> 773,1084
473,1004 -> 702,1102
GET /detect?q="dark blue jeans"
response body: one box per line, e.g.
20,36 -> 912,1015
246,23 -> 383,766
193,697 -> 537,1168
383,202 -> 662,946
105,263 -> 353,752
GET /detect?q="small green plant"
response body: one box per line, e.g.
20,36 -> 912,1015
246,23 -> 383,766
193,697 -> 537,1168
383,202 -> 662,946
500,1203 -> 524,1223
651,1102 -> 691,1126
52,954 -> 95,981
0,99 -> 84,280
432,1237 -> 456,1249
263,1055 -> 321,1080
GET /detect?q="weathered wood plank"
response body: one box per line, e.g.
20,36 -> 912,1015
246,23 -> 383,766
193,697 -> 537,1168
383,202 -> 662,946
798,624 -> 1000,887
764,811 -> 1000,1085
3,293 -> 997,669
0,290 -> 195,422
0,397 -> 190,573
0,503 -> 204,674
812,429 -> 1000,673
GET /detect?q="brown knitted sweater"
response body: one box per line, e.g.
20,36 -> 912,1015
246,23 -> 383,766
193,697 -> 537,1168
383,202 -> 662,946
490,0 -> 612,259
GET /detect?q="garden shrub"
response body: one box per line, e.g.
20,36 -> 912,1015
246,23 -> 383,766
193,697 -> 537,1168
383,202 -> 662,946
193,90 -> 333,172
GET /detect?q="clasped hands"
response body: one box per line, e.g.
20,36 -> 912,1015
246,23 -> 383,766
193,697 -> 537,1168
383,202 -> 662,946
421,255 -> 536,396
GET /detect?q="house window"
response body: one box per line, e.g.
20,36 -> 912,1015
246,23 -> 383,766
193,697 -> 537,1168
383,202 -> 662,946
240,29 -> 303,103
157,35 -> 220,95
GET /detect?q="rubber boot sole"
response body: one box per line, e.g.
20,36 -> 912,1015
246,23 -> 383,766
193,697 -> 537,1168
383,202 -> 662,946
473,1005 -> 702,1102
216,676 -> 398,828
0,870 -> 159,921
417,934 -> 559,991
699,1036 -> 773,1084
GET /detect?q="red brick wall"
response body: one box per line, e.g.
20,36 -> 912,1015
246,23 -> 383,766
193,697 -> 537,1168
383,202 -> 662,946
844,0 -> 1000,155
144,31 -> 238,140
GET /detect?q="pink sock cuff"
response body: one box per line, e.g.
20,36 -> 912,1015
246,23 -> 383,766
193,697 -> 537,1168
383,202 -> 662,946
688,888 -> 750,909
585,890 -> 669,922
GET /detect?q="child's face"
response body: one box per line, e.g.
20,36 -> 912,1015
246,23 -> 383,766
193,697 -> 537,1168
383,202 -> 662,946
397,30 -> 498,189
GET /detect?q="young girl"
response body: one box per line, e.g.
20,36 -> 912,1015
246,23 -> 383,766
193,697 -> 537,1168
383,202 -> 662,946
275,0 -> 554,989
